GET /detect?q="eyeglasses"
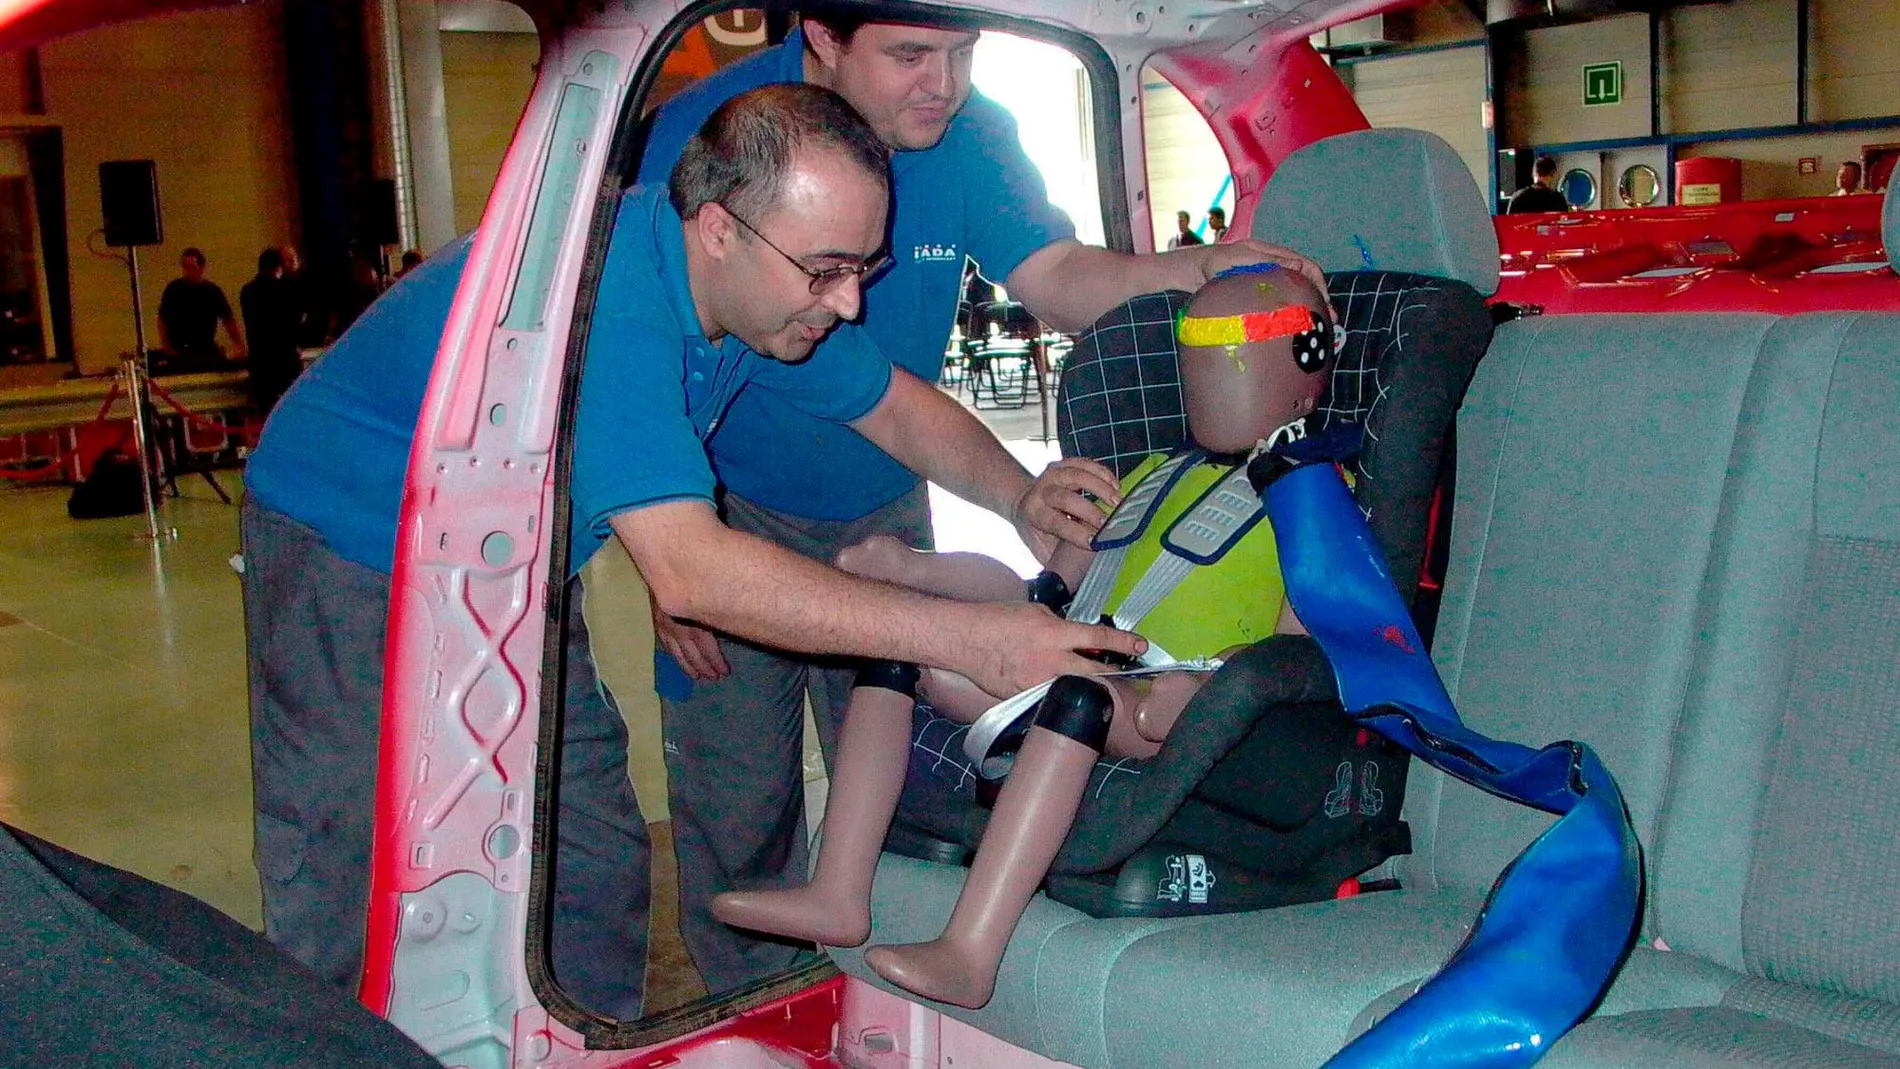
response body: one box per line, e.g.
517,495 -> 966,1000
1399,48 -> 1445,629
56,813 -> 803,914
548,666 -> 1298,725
722,205 -> 891,295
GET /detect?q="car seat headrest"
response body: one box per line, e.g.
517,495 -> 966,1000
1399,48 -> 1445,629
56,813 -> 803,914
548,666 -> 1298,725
1885,187 -> 1898,273
1254,129 -> 1500,297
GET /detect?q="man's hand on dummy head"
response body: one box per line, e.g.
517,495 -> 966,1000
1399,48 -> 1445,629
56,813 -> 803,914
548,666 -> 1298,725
1201,240 -> 1334,320
1009,457 -> 1123,564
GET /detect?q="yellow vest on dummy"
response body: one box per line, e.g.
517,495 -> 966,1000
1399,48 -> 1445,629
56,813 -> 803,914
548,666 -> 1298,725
1100,452 -> 1287,659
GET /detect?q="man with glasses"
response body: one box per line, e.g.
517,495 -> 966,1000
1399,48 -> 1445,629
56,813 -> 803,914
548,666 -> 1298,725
239,84 -> 1136,1020
635,12 -> 1328,995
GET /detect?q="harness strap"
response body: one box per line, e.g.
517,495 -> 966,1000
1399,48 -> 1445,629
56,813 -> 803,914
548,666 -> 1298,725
961,658 -> 1223,775
1111,551 -> 1194,632
1159,464 -> 1268,565
1068,451 -> 1202,625
1072,452 -> 1270,636
1065,543 -> 1129,630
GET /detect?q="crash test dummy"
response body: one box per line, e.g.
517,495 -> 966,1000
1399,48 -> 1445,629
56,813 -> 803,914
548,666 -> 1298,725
711,265 -> 1337,1008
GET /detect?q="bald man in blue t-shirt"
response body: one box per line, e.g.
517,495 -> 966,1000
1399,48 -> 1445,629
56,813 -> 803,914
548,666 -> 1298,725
636,13 -> 1328,994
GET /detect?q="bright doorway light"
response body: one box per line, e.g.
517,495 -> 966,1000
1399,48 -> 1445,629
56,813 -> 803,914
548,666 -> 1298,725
971,32 -> 1105,248
1140,69 -> 1234,248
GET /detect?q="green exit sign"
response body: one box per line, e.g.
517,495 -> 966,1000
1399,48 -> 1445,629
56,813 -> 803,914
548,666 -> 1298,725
1583,62 -> 1623,107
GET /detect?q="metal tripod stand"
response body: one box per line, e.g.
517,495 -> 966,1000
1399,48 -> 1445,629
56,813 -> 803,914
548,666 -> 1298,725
121,245 -> 176,542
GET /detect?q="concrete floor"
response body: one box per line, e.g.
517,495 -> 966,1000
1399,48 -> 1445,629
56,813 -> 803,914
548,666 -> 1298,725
0,388 -> 1055,1015
0,479 -> 259,925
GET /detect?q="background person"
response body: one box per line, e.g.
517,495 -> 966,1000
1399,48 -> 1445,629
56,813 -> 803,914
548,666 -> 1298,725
157,246 -> 244,366
1832,160 -> 1866,196
331,250 -> 385,335
278,245 -> 328,348
239,247 -> 304,417
1506,155 -> 1570,214
1166,208 -> 1203,249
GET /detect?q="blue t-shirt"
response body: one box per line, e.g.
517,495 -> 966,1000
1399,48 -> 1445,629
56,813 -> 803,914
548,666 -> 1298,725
246,237 -> 475,574
247,187 -> 892,576
636,28 -> 1075,521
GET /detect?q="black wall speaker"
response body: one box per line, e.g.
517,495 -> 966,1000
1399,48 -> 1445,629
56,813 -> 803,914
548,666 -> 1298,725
99,160 -> 163,248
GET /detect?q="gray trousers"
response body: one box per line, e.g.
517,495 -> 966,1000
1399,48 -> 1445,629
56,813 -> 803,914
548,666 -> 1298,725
660,485 -> 932,995
240,498 -> 650,1018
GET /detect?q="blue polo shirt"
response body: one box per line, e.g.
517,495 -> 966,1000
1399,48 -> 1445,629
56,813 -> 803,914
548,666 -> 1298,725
246,186 -> 892,576
246,237 -> 474,574
636,28 -> 1074,521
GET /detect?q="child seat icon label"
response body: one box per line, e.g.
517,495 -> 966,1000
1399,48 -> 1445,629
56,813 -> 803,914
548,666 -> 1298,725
1157,853 -> 1216,905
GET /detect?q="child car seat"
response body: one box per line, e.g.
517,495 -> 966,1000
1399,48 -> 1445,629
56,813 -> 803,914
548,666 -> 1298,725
888,130 -> 1499,919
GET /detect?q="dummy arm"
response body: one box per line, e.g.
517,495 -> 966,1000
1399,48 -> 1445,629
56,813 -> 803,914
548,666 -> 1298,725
1002,239 -> 1331,334
1044,539 -> 1095,593
612,500 -> 1143,697
852,368 -> 1121,560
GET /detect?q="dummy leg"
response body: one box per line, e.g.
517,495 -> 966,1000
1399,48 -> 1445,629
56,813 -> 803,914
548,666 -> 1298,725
916,667 -> 1002,724
1102,676 -> 1167,760
1127,671 -> 1209,747
710,661 -> 917,948
1127,648 -> 1240,746
865,675 -> 1113,1009
836,535 -> 1029,603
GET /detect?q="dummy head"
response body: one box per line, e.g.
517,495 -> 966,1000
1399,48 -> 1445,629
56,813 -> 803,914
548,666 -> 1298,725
1176,265 -> 1333,455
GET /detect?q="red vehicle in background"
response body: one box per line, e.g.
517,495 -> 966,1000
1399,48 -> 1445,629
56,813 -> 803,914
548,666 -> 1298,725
1494,194 -> 1891,314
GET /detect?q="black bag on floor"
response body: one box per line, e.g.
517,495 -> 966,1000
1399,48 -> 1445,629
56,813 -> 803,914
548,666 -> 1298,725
67,449 -> 148,520
0,822 -> 443,1068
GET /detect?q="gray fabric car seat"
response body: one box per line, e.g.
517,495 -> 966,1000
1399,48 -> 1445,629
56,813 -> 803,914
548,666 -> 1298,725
1522,306 -> 1900,1069
1253,127 -> 1501,295
1110,209 -> 1900,1069
835,142 -> 1900,1069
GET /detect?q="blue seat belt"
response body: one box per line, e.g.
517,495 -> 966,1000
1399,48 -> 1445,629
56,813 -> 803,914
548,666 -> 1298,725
1257,458 -> 1643,1069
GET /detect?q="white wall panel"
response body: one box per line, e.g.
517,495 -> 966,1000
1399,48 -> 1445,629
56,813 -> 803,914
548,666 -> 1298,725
1516,14 -> 1653,145
1345,46 -> 1488,194
1661,0 -> 1798,133
1809,0 -> 1900,121
440,31 -> 539,236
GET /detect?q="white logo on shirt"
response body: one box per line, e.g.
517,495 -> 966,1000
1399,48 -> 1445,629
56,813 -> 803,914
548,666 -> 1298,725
912,243 -> 960,263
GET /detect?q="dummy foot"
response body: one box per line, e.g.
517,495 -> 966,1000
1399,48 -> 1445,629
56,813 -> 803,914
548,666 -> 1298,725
711,660 -> 920,949
870,677 -> 1113,1009
711,888 -> 870,948
865,939 -> 1000,1009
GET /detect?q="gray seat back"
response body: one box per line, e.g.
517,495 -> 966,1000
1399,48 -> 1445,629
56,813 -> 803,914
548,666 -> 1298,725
1411,308 -> 1900,1014
1734,314 -> 1900,1003
1414,312 -> 1779,891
